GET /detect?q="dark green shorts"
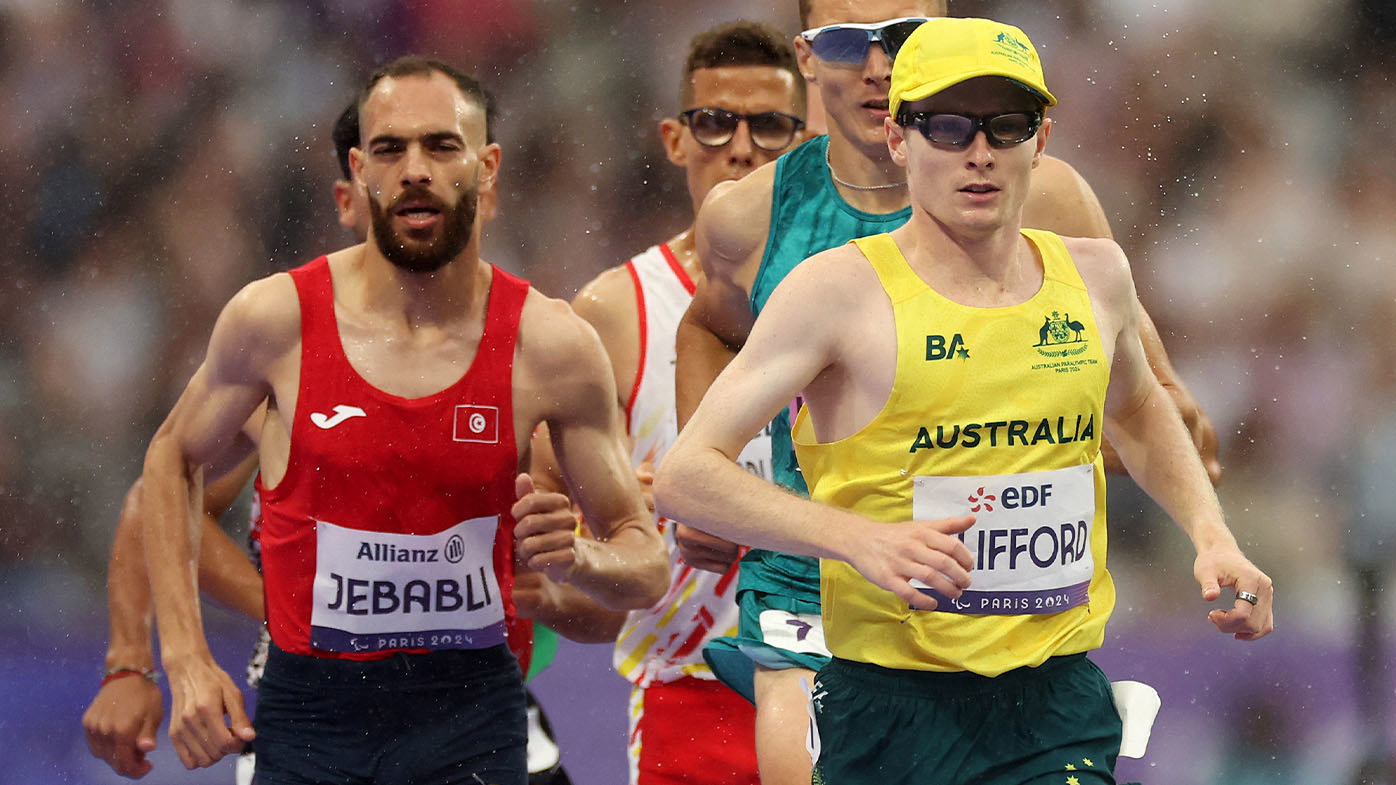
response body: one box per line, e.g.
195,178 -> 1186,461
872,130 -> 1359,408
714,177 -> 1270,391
702,589 -> 832,704
811,654 -> 1136,785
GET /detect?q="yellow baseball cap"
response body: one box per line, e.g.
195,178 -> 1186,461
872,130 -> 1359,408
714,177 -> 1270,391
889,17 -> 1056,119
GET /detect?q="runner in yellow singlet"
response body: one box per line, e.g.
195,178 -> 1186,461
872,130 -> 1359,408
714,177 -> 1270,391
658,18 -> 1273,784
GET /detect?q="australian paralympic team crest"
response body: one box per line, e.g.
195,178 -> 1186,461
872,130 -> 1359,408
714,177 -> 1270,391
1032,311 -> 1098,374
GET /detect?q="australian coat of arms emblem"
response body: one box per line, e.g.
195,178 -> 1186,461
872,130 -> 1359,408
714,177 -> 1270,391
1034,311 -> 1090,357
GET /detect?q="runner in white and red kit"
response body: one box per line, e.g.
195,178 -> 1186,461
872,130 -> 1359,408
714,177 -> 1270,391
561,22 -> 807,785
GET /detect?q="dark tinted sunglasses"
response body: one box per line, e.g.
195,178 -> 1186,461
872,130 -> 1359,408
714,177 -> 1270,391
679,107 -> 805,152
897,110 -> 1044,148
799,17 -> 929,64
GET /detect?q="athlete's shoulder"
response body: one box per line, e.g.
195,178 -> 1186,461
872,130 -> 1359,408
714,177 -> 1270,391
766,240 -> 877,311
203,268 -> 302,384
573,257 -> 640,325
519,288 -> 609,373
1059,234 -> 1127,264
696,162 -> 777,272
221,269 -> 301,344
571,256 -> 642,381
517,285 -> 619,419
1023,155 -> 1112,240
1061,236 -> 1133,302
704,160 -> 777,220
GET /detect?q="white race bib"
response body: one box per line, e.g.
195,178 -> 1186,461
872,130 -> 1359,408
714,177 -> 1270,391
310,518 -> 505,652
910,464 -> 1095,615
755,609 -> 830,657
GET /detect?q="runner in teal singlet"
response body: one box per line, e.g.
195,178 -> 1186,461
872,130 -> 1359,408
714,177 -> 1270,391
702,132 -> 912,698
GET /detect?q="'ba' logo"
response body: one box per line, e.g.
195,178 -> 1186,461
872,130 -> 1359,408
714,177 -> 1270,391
925,334 -> 969,361
444,534 -> 465,564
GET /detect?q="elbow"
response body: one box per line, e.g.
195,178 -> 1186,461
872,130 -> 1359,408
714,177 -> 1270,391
652,452 -> 685,522
141,422 -> 186,482
583,521 -> 670,611
617,531 -> 670,610
635,556 -> 670,609
115,479 -> 145,540
592,613 -> 628,643
552,611 -> 627,644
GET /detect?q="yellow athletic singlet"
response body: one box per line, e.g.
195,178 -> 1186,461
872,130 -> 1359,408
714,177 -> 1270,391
792,230 -> 1114,676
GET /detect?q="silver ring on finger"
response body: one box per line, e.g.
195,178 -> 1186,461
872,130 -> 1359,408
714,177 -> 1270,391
1236,590 -> 1259,605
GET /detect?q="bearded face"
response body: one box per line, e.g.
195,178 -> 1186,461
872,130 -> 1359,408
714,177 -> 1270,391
368,176 -> 478,274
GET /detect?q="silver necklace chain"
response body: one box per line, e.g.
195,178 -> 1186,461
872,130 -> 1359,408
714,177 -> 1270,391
825,145 -> 907,191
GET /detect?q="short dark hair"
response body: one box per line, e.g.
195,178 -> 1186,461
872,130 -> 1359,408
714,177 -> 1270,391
332,101 -> 358,180
681,21 -> 804,116
358,55 -> 497,145
797,0 -> 947,29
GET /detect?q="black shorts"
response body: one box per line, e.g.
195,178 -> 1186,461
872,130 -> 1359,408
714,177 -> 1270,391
255,643 -> 527,785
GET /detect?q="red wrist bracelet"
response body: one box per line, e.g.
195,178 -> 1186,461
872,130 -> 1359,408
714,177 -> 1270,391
101,667 -> 161,687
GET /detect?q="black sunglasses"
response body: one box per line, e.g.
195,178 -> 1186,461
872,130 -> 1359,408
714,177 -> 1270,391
798,17 -> 929,64
679,107 -> 805,152
897,110 -> 1044,148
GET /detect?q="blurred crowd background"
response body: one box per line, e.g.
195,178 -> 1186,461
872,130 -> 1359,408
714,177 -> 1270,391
1,0 -> 1394,783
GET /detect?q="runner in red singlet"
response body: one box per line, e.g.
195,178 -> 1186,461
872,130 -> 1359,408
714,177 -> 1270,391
139,57 -> 668,784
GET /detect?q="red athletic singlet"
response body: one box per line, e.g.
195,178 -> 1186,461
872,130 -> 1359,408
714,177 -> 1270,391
257,256 -> 531,662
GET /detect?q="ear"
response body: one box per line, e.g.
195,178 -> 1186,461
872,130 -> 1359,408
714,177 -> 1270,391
350,146 -> 366,188
477,142 -> 502,191
332,179 -> 356,230
793,34 -> 818,86
886,116 -> 909,168
659,117 -> 687,168
1031,117 -> 1052,169
479,144 -> 501,222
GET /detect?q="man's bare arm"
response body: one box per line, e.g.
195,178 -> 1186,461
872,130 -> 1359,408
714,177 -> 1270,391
512,567 -> 629,644
571,265 -> 640,413
83,453 -> 264,779
1075,238 -> 1271,640
670,170 -> 776,569
657,249 -> 974,611
515,294 -> 668,610
1023,155 -> 1112,239
675,169 -> 774,427
190,455 -> 265,620
1025,154 -> 1221,482
142,275 -> 297,769
107,454 -> 262,670
518,424 -> 630,643
83,482 -> 165,779
1136,307 -> 1222,483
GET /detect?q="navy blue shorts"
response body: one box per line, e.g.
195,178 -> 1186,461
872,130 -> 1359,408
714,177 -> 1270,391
254,643 -> 527,785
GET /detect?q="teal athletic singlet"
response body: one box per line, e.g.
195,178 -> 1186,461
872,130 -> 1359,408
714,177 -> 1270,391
703,134 -> 912,701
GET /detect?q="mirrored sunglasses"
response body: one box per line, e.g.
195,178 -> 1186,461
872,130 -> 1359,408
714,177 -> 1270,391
799,17 -> 929,64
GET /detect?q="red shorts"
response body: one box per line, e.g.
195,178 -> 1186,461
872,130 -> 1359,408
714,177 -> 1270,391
627,676 -> 759,785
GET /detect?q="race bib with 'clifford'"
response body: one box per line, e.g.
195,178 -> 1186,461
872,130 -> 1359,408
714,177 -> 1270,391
910,464 -> 1095,615
310,517 -> 505,653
